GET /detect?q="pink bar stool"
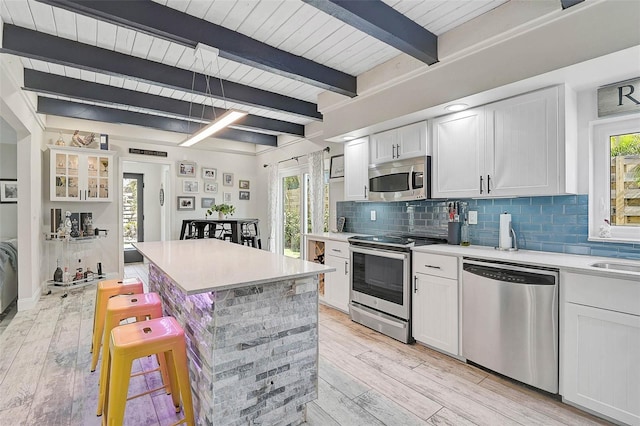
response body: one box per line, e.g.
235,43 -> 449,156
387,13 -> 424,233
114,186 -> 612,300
96,292 -> 168,417
102,317 -> 195,426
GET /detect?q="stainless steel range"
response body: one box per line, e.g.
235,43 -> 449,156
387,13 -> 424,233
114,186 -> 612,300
348,235 -> 446,343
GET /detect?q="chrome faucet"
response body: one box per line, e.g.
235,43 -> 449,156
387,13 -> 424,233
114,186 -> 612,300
510,226 -> 519,251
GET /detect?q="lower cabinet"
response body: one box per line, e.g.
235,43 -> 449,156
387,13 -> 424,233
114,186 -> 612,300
562,271 -> 640,425
324,241 -> 350,313
412,252 -> 459,355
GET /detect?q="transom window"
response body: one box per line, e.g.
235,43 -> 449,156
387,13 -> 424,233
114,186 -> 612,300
590,116 -> 640,242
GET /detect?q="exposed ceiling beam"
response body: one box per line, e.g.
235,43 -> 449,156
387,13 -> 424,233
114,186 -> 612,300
36,0 -> 357,97
561,0 -> 585,9
23,69 -> 304,137
302,0 -> 438,65
37,97 -> 278,146
1,24 -> 322,120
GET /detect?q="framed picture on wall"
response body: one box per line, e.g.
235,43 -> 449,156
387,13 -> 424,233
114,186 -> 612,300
201,197 -> 215,208
0,179 -> 17,203
177,161 -> 196,177
177,196 -> 195,211
202,167 -> 217,180
223,192 -> 232,203
239,180 -> 250,189
182,180 -> 199,193
223,173 -> 234,187
204,182 -> 218,193
239,191 -> 250,200
329,155 -> 344,179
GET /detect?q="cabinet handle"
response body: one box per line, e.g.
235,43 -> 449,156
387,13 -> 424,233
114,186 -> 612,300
414,276 -> 418,293
344,261 -> 349,275
396,144 -> 400,158
392,144 -> 396,159
364,186 -> 367,198
487,174 -> 491,194
424,264 -> 441,269
331,248 -> 342,253
479,175 -> 484,194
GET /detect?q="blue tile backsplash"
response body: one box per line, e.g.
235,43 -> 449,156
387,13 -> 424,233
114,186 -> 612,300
336,195 -> 640,260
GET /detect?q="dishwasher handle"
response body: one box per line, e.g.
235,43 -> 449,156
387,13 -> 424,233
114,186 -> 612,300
463,260 -> 557,286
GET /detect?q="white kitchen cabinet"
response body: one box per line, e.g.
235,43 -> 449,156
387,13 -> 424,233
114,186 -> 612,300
370,121 -> 427,165
432,86 -> 575,198
344,137 -> 369,201
324,240 -> 350,313
412,252 -> 459,355
49,145 -> 115,202
561,271 -> 640,425
432,108 -> 485,198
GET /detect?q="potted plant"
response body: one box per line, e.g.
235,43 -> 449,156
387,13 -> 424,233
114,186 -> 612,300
207,203 -> 235,219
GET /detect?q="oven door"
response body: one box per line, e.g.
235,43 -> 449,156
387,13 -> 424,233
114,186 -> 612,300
350,246 -> 410,320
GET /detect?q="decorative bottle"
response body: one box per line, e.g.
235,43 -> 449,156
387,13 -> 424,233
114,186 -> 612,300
53,260 -> 63,282
460,219 -> 470,246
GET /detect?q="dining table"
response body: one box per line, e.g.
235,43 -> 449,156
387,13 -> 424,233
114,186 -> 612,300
179,218 -> 259,244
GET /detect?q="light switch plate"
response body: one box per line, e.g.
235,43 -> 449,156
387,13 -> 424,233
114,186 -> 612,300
370,210 -> 376,221
468,210 -> 478,225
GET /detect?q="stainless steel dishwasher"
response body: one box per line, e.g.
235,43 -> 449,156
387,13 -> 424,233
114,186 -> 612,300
462,258 -> 559,394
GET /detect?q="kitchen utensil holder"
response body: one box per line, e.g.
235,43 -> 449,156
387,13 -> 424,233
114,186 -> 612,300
448,222 -> 461,245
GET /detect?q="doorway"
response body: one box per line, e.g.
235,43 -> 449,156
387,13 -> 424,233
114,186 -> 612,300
282,171 -> 308,258
123,173 -> 144,263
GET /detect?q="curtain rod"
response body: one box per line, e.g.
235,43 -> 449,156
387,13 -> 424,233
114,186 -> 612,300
263,146 -> 330,167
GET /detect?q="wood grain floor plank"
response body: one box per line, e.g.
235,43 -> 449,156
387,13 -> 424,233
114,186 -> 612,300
319,322 -> 371,356
427,407 -> 479,426
0,403 -> 30,425
305,400 -> 340,426
357,350 -> 519,426
315,377 -> 386,426
478,375 -> 611,426
319,355 -> 370,400
320,339 -> 443,421
353,389 -> 429,425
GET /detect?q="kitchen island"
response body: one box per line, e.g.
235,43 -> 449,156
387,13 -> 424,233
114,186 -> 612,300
133,239 -> 334,426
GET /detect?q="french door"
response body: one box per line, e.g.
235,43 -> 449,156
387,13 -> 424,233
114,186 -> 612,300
280,167 -> 309,259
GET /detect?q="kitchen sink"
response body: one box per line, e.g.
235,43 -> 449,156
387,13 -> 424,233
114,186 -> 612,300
590,262 -> 640,273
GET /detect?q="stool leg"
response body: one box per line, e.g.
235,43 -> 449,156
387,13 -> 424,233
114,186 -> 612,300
91,295 -> 108,371
96,312 -> 116,416
164,349 -> 182,412
105,351 -> 132,426
170,345 -> 195,425
156,353 -> 172,395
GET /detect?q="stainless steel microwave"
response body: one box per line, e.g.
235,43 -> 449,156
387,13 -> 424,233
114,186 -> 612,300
368,156 -> 431,202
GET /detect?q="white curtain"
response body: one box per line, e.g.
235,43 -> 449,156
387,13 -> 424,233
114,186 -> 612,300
308,150 -> 325,234
266,163 -> 279,253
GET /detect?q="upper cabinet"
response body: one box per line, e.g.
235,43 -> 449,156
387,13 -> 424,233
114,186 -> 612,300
344,137 -> 369,201
49,145 -> 115,202
432,86 -> 576,199
370,121 -> 427,165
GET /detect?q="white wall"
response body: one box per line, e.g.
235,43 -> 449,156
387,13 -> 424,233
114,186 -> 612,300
0,116 -> 17,239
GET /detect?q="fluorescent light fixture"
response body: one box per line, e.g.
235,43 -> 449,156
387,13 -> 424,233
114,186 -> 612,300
445,103 -> 469,112
179,110 -> 248,147
342,135 -> 356,141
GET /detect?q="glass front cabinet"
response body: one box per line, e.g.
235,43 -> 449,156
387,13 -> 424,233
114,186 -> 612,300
49,145 -> 115,202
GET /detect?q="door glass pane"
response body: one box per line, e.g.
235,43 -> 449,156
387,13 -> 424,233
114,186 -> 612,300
609,132 -> 640,227
283,175 -> 301,258
123,177 -> 139,245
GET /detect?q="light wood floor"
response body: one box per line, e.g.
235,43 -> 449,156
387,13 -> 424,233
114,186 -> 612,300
0,263 -> 610,425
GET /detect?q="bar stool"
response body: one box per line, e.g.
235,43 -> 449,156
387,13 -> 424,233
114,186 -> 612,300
241,221 -> 262,249
102,317 -> 195,426
97,292 -> 167,416
91,277 -> 144,372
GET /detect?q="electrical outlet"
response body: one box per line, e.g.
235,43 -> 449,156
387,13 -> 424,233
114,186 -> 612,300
370,210 -> 376,221
468,210 -> 478,225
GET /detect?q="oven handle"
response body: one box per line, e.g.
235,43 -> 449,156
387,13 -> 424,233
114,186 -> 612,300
349,246 -> 409,260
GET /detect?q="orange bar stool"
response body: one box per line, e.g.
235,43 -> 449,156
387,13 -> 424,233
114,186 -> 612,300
102,317 -> 195,426
97,292 -> 168,417
91,277 -> 144,372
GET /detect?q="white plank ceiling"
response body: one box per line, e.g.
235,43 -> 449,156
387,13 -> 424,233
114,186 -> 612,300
1,0 -> 509,137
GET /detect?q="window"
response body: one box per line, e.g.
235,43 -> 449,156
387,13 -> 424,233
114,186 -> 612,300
589,116 -> 640,242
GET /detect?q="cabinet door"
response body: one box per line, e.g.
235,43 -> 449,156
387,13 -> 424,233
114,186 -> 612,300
370,129 -> 398,164
432,108 -> 486,198
487,87 -> 559,196
51,151 -> 81,201
324,254 -> 350,313
398,121 -> 427,159
412,272 -> 459,355
86,153 -> 112,201
562,303 -> 640,425
344,137 -> 369,201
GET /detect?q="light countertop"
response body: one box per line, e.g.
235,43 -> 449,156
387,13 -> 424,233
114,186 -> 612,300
413,244 -> 640,280
134,239 -> 335,295
304,232 -> 366,242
